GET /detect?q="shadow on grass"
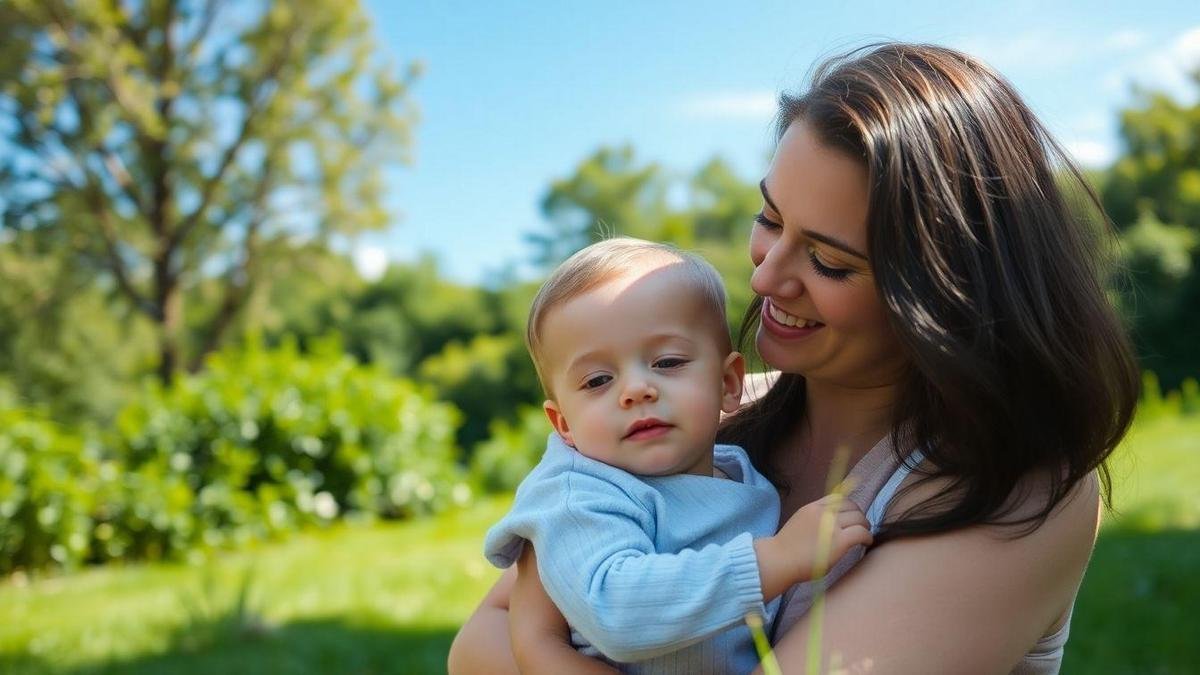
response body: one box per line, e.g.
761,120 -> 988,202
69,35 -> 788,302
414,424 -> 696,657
0,654 -> 56,675
9,528 -> 1190,674
1,620 -> 458,675
1065,526 -> 1200,674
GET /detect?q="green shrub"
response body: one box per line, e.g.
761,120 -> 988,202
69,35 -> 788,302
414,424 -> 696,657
469,406 -> 552,492
2,338 -> 473,572
0,401 -> 115,573
106,336 -> 469,561
1181,378 -> 1200,416
1138,371 -> 1200,420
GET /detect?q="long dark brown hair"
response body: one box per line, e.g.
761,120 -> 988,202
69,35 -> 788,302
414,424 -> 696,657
718,43 -> 1139,539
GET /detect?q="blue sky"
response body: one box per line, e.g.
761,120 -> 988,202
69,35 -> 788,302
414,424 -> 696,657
357,0 -> 1200,284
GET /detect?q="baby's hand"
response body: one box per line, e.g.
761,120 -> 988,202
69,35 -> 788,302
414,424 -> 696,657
776,494 -> 873,581
753,493 -> 873,601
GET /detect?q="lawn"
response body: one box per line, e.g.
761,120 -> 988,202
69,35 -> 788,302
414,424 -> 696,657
0,500 -> 511,675
1065,412 -> 1200,673
1,413 -> 1197,674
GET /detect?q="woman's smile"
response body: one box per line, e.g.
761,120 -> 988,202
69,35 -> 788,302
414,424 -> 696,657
761,298 -> 825,339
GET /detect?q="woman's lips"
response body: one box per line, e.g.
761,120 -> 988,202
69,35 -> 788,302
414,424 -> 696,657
761,299 -> 824,339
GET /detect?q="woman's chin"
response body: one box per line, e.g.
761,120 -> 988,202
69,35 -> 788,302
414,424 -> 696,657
756,327 -> 816,374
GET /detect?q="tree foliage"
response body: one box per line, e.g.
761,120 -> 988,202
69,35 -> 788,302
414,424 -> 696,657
0,0 -> 418,382
530,146 -> 759,330
0,234 -> 156,421
1102,76 -> 1200,386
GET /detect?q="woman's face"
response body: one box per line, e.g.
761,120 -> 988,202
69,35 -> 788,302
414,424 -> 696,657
750,120 -> 907,388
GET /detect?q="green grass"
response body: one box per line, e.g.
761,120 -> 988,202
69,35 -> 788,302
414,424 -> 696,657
1,413 -> 1196,674
1064,413 -> 1200,673
0,499 -> 511,675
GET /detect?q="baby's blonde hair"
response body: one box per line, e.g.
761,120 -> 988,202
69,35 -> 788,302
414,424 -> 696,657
526,237 -> 730,394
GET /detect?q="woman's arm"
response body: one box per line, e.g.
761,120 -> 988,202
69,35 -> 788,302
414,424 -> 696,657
447,566 -> 519,675
446,549 -> 618,675
510,547 -> 620,674
762,473 -> 1100,674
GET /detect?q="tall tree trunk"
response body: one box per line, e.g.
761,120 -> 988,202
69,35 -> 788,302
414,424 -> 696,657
156,271 -> 182,385
153,246 -> 181,384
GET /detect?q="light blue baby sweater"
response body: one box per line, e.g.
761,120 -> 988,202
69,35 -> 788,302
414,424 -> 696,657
485,434 -> 780,674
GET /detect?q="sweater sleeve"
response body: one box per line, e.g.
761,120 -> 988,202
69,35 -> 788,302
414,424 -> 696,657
531,470 -> 766,663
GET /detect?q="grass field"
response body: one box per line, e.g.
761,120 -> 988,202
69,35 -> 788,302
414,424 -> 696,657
1,413 -> 1197,674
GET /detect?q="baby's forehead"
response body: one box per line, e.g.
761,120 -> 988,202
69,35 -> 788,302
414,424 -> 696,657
545,270 -> 726,349
589,260 -> 708,299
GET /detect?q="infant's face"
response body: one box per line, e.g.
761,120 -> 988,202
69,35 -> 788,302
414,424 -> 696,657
540,264 -> 743,477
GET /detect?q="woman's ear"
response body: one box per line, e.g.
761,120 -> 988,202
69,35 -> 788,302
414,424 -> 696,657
720,351 -> 747,414
543,400 -> 575,447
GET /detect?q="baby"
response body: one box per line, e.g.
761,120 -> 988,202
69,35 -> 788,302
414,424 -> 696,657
484,238 -> 871,673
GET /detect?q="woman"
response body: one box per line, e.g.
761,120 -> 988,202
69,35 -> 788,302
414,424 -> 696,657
449,42 -> 1138,674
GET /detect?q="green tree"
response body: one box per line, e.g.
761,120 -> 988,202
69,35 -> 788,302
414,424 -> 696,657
531,147 -> 761,330
0,234 -> 156,421
342,256 -> 499,375
0,0 -> 417,383
530,145 -> 667,268
419,333 -> 541,452
1101,76 -> 1200,386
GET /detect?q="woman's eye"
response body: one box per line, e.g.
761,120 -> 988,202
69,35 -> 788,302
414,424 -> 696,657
583,374 -> 612,390
754,212 -> 782,230
653,357 -> 689,369
808,247 -> 853,280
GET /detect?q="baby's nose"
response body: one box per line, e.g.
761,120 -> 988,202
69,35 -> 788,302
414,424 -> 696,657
621,381 -> 658,406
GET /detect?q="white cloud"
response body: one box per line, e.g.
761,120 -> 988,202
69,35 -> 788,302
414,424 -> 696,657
1104,30 -> 1149,51
352,244 -> 389,281
1103,25 -> 1200,100
954,32 -> 1087,70
1072,111 -> 1111,135
955,28 -> 1162,73
678,91 -> 777,121
1064,139 -> 1117,168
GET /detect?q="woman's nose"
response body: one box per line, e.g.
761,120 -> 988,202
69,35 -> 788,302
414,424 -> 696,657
621,380 -> 658,407
750,235 -> 804,299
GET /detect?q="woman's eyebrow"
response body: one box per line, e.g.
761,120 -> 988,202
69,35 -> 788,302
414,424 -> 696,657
758,179 -> 780,214
759,178 -> 869,262
801,229 -> 868,261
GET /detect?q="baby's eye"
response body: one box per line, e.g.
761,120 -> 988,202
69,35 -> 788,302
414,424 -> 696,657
653,357 -> 689,369
582,374 -> 612,390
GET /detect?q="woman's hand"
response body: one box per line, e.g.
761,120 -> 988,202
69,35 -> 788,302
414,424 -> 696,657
448,546 -> 618,675
510,546 -> 619,674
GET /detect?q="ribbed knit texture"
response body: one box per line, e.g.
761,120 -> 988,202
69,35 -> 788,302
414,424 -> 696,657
485,434 -> 780,674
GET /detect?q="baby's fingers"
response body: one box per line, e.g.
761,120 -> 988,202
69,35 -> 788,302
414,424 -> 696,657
837,524 -> 874,549
835,506 -> 870,531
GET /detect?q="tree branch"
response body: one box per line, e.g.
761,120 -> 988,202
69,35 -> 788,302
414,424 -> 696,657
85,177 -> 158,319
180,0 -> 220,63
42,9 -> 157,216
171,22 -> 298,250
188,157 -> 276,370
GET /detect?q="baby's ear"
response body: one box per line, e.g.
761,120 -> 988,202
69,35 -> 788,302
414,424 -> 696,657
720,351 -> 746,414
543,400 -> 575,447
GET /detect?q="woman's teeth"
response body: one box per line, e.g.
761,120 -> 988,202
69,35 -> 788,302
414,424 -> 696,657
769,302 -> 820,328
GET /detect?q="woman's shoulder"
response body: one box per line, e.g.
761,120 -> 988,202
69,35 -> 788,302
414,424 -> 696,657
768,472 -> 1101,672
887,462 -> 1101,539
877,466 -> 1101,630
